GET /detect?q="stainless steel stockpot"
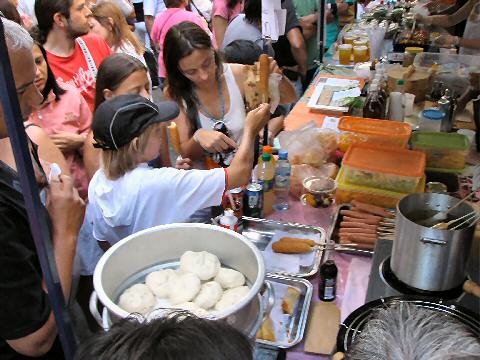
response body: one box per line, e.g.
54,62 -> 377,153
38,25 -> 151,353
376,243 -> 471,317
392,193 -> 476,291
92,223 -> 266,334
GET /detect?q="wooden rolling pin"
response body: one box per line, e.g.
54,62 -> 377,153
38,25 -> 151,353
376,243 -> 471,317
167,122 -> 182,155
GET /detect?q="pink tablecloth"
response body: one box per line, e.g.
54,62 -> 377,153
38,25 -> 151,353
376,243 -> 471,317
267,199 -> 373,359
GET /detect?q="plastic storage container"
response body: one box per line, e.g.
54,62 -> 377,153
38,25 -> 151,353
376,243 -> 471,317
342,144 -> 426,193
335,167 -> 426,208
419,109 -> 445,132
338,116 -> 412,152
411,132 -> 469,170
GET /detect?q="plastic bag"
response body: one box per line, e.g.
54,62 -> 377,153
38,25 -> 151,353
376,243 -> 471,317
278,122 -> 338,166
290,163 -> 339,199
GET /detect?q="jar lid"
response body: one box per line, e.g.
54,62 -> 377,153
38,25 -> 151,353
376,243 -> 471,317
421,109 -> 445,120
405,47 -> 424,54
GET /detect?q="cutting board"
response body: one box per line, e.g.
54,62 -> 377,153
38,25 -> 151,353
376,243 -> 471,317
304,301 -> 341,355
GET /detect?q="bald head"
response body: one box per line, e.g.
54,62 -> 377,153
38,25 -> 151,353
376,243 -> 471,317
2,17 -> 33,57
0,17 -> 42,139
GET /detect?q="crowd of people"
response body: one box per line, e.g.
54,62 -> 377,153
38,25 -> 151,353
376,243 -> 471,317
2,0 -> 478,358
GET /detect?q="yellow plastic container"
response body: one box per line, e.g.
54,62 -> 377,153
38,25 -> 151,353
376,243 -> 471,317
335,167 -> 426,208
338,116 -> 412,152
342,144 -> 426,193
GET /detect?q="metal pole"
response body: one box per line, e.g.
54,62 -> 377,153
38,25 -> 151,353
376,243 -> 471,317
0,17 -> 77,359
318,0 -> 326,63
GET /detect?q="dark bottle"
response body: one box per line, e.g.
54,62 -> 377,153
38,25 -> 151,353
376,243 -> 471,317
363,84 -> 385,119
319,260 -> 338,301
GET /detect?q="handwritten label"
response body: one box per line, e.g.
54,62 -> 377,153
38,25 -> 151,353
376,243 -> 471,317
321,117 -> 340,132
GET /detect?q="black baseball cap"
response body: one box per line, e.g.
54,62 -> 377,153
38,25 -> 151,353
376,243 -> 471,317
93,94 -> 180,150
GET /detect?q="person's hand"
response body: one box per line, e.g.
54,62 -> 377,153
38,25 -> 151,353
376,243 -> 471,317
46,175 -> 85,239
175,157 -> 192,170
193,129 -> 238,153
415,13 -> 432,25
268,57 -> 283,76
50,132 -> 85,152
434,34 -> 459,48
244,103 -> 271,137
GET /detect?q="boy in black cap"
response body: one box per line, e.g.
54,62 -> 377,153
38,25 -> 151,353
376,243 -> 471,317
88,94 -> 270,246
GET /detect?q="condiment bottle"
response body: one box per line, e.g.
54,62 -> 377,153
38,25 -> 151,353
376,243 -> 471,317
257,153 -> 275,216
438,88 -> 452,132
319,260 -> 338,301
363,84 -> 385,119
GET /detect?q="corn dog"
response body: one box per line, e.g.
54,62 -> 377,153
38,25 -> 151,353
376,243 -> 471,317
167,122 -> 182,155
278,237 -> 317,247
272,240 -> 313,254
259,54 -> 270,103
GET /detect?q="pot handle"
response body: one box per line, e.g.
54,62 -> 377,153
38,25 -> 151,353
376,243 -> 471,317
420,237 -> 447,246
260,280 -> 275,322
89,291 -> 104,326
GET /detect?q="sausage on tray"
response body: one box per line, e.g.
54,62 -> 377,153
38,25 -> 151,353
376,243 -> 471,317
351,200 -> 394,218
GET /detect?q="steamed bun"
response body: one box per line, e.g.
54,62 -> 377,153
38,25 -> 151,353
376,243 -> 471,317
180,251 -> 221,281
118,283 -> 155,315
214,286 -> 250,312
193,281 -> 223,310
214,268 -> 245,289
169,273 -> 201,305
145,269 -> 178,298
174,302 -> 209,317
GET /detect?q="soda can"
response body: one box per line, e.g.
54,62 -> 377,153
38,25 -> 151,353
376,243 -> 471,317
244,183 -> 263,218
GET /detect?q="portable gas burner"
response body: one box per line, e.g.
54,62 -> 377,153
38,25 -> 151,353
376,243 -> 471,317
366,239 -> 480,314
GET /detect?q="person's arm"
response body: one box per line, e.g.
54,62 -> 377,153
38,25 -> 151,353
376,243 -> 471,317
434,33 -> 480,49
83,131 -> 101,180
26,125 -> 70,176
226,103 -> 270,189
286,27 -> 308,76
143,0 -> 156,36
145,15 -> 155,37
212,15 -> 228,48
7,175 -> 84,357
417,0 -> 476,27
299,14 -> 317,40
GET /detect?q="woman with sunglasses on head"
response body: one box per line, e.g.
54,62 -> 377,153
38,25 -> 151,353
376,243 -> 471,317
163,21 -> 296,169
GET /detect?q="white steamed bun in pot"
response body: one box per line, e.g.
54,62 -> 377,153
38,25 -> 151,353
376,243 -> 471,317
180,251 -> 221,281
145,269 -> 178,298
118,283 -> 155,315
193,281 -> 223,310
214,286 -> 250,312
214,267 -> 246,289
173,302 -> 209,317
169,272 -> 201,305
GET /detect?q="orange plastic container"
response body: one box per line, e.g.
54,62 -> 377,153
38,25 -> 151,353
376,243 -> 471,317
342,144 -> 426,193
338,116 -> 412,152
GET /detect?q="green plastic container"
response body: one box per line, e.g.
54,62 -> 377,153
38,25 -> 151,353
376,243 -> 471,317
411,132 -> 469,170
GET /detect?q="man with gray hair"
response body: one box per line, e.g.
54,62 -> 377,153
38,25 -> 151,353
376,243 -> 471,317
0,17 -> 85,359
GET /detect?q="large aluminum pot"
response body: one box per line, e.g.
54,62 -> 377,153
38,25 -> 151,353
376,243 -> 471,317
392,193 -> 476,291
93,223 -> 266,334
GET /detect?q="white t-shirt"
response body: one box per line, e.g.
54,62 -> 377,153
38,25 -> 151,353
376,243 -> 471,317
143,0 -> 166,17
88,164 -> 227,245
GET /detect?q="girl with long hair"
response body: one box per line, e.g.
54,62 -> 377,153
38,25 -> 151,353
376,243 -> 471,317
163,22 -> 296,167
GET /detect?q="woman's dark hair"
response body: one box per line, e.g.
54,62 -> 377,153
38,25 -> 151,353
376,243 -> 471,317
227,0 -> 242,10
94,53 -> 147,111
0,0 -> 22,25
35,0 -> 73,44
30,27 -> 66,101
74,312 -> 253,360
244,0 -> 261,24
163,21 -> 222,134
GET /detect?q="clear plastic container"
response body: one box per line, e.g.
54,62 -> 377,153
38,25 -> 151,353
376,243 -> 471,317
342,144 -> 426,193
335,167 -> 426,208
419,109 -> 444,132
338,116 -> 412,152
411,132 -> 469,170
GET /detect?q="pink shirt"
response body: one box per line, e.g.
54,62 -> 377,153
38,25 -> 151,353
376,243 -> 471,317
28,82 -> 92,200
212,0 -> 243,48
151,8 -> 208,78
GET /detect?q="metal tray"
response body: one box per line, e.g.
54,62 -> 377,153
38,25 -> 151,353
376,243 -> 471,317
257,274 -> 313,349
328,204 -> 376,257
241,216 -> 326,277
